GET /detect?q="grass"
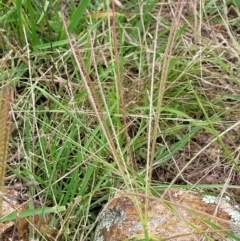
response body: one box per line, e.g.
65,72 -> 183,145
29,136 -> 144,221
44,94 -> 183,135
1,0 -> 240,240
0,88 -> 12,217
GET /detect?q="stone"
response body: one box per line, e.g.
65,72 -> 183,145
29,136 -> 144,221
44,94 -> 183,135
94,189 -> 240,241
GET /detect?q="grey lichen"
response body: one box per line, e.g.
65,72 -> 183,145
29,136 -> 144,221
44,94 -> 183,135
126,221 -> 143,236
148,215 -> 167,229
202,195 -> 217,204
202,195 -> 240,239
94,208 -> 127,241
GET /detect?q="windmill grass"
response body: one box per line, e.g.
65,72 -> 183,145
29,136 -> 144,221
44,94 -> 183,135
1,0 -> 240,240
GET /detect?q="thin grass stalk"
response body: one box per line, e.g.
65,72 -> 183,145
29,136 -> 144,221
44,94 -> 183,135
61,14 -> 132,188
0,88 -> 12,217
193,87 -> 240,170
110,0 -> 134,170
148,0 -> 185,184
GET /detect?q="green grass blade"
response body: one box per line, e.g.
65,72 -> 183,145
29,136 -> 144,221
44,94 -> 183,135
0,206 -> 66,223
68,0 -> 90,32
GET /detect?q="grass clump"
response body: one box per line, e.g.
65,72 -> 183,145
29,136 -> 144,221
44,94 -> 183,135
1,0 -> 240,240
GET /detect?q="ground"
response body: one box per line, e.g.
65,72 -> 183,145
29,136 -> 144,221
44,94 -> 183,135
1,1 -> 240,240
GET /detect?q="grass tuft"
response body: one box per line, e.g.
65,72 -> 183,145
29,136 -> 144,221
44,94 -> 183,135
1,0 -> 240,240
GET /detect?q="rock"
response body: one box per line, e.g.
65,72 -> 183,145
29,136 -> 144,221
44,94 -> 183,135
0,189 -> 21,240
94,189 -> 240,241
0,189 -> 60,241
